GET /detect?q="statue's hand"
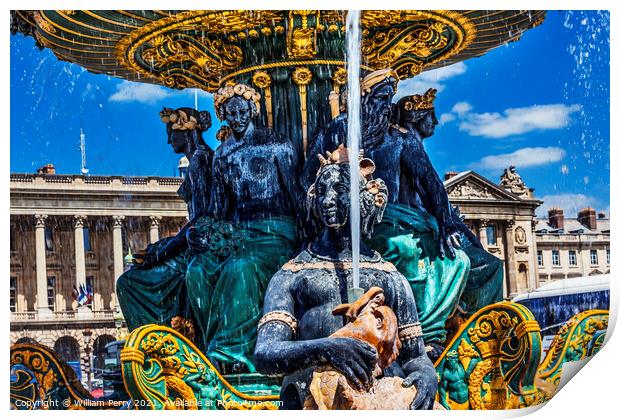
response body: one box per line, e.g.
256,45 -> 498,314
323,337 -> 377,391
439,225 -> 461,260
402,360 -> 438,410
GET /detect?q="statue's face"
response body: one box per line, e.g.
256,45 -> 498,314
446,352 -> 459,368
167,125 -> 191,154
418,110 -> 438,138
314,165 -> 350,228
223,96 -> 252,135
362,82 -> 395,138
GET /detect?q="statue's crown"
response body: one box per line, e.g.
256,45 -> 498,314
360,68 -> 399,96
160,108 -> 202,131
401,88 -> 437,111
317,144 -> 376,180
213,83 -> 261,120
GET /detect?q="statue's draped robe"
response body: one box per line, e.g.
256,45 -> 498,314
185,216 -> 297,370
366,204 -> 469,344
456,234 -> 503,316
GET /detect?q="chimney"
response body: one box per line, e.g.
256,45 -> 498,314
598,211 -> 606,219
444,171 -> 459,181
548,208 -> 564,230
578,207 -> 597,230
36,163 -> 55,175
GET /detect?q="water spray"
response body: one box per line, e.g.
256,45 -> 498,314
346,10 -> 363,302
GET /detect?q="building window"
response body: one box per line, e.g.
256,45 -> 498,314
569,250 -> 577,266
486,225 -> 497,246
47,276 -> 56,310
44,227 -> 54,252
537,250 -> 543,267
83,227 -> 92,252
552,250 -> 560,266
607,249 -> 610,265
590,250 -> 599,265
10,276 -> 17,313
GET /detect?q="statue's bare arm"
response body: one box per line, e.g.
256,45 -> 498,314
402,138 -> 461,259
254,271 -> 377,390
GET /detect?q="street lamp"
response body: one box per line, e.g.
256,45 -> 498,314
82,328 -> 93,392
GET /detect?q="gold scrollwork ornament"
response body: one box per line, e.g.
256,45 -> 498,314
292,67 -> 313,155
252,71 -> 274,128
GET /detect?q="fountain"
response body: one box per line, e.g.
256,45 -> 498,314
9,9 -> 609,412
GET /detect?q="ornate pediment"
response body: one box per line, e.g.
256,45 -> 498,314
444,171 -> 519,201
445,171 -> 520,201
447,180 -> 494,200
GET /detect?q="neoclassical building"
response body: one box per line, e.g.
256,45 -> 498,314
535,207 -> 610,282
444,168 -> 543,297
10,165 -> 188,379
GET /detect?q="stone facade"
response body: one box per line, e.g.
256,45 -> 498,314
535,207 -> 610,284
9,170 -> 188,382
444,170 -> 542,298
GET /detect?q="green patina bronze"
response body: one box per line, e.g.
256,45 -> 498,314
367,203 -> 470,345
117,215 -> 298,372
434,302 -> 543,410
185,215 -> 298,371
119,325 -> 280,410
458,237 -> 504,316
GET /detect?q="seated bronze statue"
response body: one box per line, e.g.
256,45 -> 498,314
393,90 -> 504,321
184,83 -> 303,373
254,146 -> 437,409
116,107 -> 213,334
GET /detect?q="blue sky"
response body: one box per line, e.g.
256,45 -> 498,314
10,11 -> 609,217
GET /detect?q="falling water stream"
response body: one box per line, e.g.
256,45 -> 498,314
346,10 -> 362,297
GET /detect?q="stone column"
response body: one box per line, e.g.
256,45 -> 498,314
111,216 -> 125,313
74,215 -> 92,318
149,216 -> 161,244
112,216 -> 125,280
34,214 -> 52,319
504,219 -> 519,297
478,219 -> 489,250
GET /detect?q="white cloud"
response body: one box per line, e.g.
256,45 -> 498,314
458,104 -> 582,138
452,101 -> 472,116
109,81 -> 211,105
109,81 -> 174,104
439,113 -> 455,124
473,147 -> 566,170
536,193 -> 601,217
394,62 -> 467,100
